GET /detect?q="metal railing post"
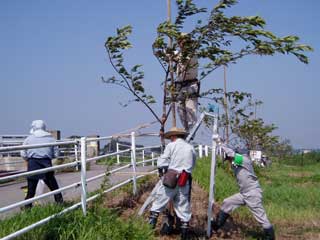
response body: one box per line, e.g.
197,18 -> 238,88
116,142 -> 120,164
142,150 -> 145,166
199,144 -> 203,158
74,143 -> 79,171
207,116 -> 218,237
131,132 -> 137,195
205,145 -> 209,157
0,136 -> 2,158
80,137 -> 87,215
151,152 -> 154,166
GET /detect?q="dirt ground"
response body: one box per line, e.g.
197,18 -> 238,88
103,179 -> 320,240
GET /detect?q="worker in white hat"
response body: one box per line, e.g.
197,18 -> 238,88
149,127 -> 196,240
21,120 -> 63,208
212,145 -> 275,240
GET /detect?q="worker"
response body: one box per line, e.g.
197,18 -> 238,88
149,127 -> 196,240
21,120 -> 63,208
211,145 -> 275,240
175,33 -> 199,131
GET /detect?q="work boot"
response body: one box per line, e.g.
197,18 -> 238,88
211,210 -> 229,232
160,210 -> 174,235
263,227 -> 275,240
148,211 -> 159,229
175,214 -> 182,231
54,193 -> 64,204
180,221 -> 189,240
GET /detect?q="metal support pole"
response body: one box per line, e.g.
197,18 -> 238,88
80,137 -> 87,216
0,136 -> 2,158
74,144 -> 79,171
199,144 -> 203,158
142,150 -> 145,166
205,145 -> 209,157
151,152 -> 155,166
131,132 -> 137,195
207,116 -> 218,237
116,142 -> 120,164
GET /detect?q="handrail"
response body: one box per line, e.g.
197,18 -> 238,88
86,163 -> 131,183
0,140 -> 77,153
86,149 -> 131,163
86,170 -> 157,203
0,127 -> 213,240
0,202 -> 82,240
136,133 -> 159,137
0,161 -> 25,166
85,136 -> 113,142
136,145 -> 161,151
0,162 -> 78,183
136,158 -> 157,165
0,181 -> 81,214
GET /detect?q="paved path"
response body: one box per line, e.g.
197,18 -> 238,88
0,162 -> 155,219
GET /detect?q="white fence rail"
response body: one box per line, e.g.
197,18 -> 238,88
0,132 -> 161,240
0,132 -> 213,240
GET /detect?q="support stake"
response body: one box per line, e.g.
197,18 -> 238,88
80,137 -> 87,216
207,116 -> 218,237
131,132 -> 137,195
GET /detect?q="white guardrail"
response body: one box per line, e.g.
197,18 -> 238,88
0,130 -> 211,240
0,132 -> 163,240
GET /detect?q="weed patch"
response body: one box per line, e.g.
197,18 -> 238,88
0,203 -> 154,240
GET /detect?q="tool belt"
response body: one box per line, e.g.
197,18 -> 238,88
162,169 -> 179,188
162,169 -> 191,189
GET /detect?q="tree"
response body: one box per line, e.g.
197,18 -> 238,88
201,91 -> 277,152
236,118 -> 279,151
201,88 -> 261,141
102,0 -> 312,145
271,138 -> 293,159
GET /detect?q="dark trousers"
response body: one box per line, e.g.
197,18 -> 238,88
25,172 -> 63,208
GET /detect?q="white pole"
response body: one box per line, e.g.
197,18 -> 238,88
142,150 -> 145,166
131,132 -> 137,195
0,136 -> 2,158
74,144 -> 79,171
199,144 -> 203,158
80,137 -> 87,216
116,142 -> 120,164
205,145 -> 209,157
151,152 -> 155,167
207,116 -> 218,237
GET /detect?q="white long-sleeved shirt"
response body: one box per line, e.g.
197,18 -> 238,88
157,138 -> 196,173
20,134 -> 59,159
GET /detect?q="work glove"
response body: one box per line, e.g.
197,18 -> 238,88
158,166 -> 168,177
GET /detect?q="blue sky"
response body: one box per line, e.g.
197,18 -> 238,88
0,0 -> 319,148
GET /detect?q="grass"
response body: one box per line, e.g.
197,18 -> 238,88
278,151 -> 320,166
193,156 -> 320,238
0,203 -> 154,240
96,156 -> 131,165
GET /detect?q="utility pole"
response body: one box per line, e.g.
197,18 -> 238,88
223,65 -> 229,144
254,101 -> 257,119
167,0 -> 176,127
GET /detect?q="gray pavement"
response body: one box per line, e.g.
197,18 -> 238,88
0,162 -> 155,219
